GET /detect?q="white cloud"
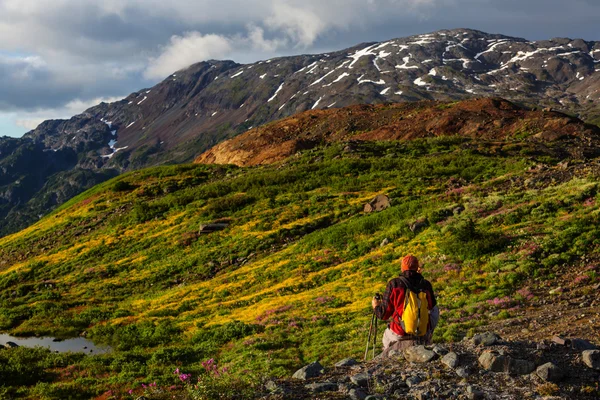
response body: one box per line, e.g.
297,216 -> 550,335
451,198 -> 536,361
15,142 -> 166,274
246,24 -> 286,53
144,32 -> 232,79
265,3 -> 326,47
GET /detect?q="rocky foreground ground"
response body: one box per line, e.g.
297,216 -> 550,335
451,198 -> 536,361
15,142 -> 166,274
261,332 -> 600,400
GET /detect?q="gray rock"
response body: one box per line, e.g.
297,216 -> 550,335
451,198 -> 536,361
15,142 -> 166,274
292,361 -> 324,380
335,357 -> 359,367
442,352 -> 459,369
304,382 -> 338,393
479,351 -> 535,374
405,375 -> 422,387
508,358 -> 535,375
456,367 -> 471,378
479,351 -> 505,372
350,372 -> 369,387
349,388 -> 368,400
404,345 -> 436,363
5,341 -> 18,348
364,396 -> 384,400
364,194 -> 391,213
536,362 -> 564,382
571,339 -> 597,351
582,350 -> 600,370
380,238 -> 390,247
198,222 -> 229,234
472,332 -> 501,346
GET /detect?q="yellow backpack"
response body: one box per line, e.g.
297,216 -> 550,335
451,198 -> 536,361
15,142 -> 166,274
398,277 -> 430,337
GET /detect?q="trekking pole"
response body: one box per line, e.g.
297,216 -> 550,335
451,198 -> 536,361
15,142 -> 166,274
364,313 -> 375,361
372,315 -> 377,359
372,293 -> 381,360
364,294 -> 382,361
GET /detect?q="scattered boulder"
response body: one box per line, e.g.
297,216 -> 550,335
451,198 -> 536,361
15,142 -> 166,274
364,194 -> 391,213
441,352 -> 459,369
478,351 -> 505,372
5,342 -> 18,349
472,332 -> 501,346
536,362 -> 564,382
198,222 -> 229,234
335,358 -> 359,367
582,350 -> 600,370
508,358 -> 535,375
404,345 -> 436,363
304,382 -> 338,393
350,373 -> 369,387
455,367 -> 471,378
409,219 -> 428,233
292,361 -> 324,380
478,351 -> 535,375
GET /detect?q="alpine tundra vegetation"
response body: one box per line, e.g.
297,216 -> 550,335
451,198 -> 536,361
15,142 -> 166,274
0,99 -> 599,399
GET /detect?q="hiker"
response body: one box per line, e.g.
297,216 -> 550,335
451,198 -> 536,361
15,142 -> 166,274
371,255 -> 439,354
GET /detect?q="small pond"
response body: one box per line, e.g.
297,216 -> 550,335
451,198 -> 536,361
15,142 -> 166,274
0,334 -> 111,354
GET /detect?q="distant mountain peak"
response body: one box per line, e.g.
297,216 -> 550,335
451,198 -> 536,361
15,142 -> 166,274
2,28 -> 600,235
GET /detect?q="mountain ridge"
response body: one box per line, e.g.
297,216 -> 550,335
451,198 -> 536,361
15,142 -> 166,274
3,27 -> 600,235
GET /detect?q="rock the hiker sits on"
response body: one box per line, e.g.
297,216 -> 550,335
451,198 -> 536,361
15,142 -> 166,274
372,255 -> 439,354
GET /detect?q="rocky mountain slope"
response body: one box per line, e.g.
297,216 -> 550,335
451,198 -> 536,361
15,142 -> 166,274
3,28 -> 600,236
0,97 -> 599,397
195,98 -> 600,166
262,334 -> 600,399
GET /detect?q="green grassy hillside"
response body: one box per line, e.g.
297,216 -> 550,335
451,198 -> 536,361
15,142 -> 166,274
0,136 -> 599,399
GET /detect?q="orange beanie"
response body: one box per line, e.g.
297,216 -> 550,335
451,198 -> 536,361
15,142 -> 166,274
401,255 -> 419,272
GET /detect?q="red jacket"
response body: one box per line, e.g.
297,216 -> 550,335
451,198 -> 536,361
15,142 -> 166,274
374,270 -> 436,336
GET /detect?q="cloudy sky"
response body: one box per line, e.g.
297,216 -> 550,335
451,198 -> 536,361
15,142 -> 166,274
1,0 -> 599,137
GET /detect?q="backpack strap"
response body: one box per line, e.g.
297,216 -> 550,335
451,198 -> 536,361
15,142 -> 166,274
392,277 -> 417,325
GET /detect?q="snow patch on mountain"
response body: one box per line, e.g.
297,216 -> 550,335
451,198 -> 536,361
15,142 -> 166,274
311,97 -> 323,109
268,83 -> 285,102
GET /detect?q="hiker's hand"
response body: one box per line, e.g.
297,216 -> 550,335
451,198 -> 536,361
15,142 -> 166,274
371,296 -> 381,309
